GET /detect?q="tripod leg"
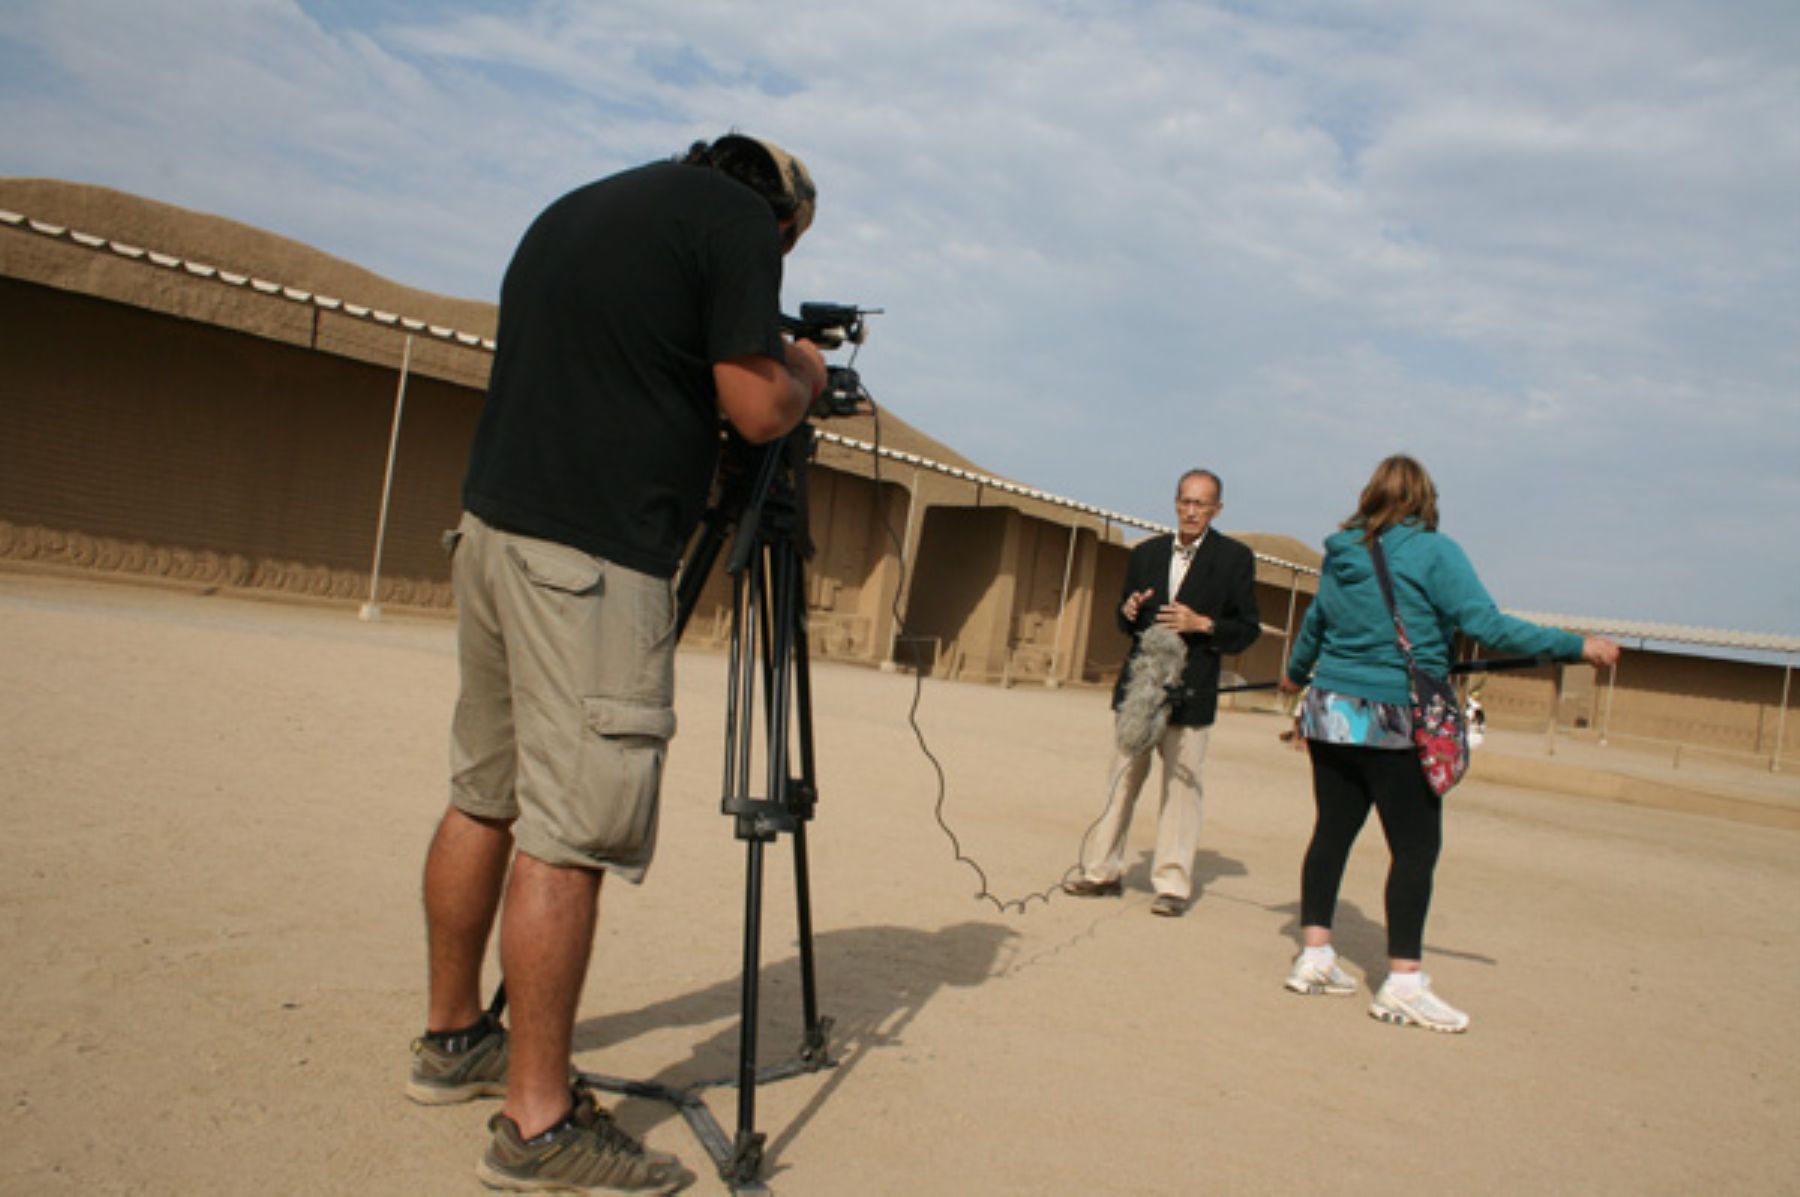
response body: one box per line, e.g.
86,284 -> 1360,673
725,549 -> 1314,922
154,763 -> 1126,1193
728,544 -> 773,1184
732,834 -> 769,1184
785,555 -> 828,1058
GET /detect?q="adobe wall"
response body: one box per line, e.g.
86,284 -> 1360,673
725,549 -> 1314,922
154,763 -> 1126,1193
678,458 -> 912,665
899,506 -> 1010,678
1444,647 -> 1791,763
886,505 -> 1128,686
1598,649 -> 1791,755
1088,542 -> 1133,682
0,276 -> 1131,683
995,513 -> 1088,685
0,277 -> 475,604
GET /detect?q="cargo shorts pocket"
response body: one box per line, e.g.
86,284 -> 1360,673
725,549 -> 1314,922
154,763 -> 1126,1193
507,540 -> 603,596
569,697 -> 678,864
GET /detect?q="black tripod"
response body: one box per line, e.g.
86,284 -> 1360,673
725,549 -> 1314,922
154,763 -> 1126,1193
573,422 -> 836,1194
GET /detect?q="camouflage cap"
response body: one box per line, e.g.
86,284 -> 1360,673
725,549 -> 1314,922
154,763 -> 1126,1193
716,133 -> 816,247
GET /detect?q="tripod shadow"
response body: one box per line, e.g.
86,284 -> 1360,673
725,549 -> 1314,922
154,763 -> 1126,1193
1270,898 -> 1497,979
572,920 -> 1015,1179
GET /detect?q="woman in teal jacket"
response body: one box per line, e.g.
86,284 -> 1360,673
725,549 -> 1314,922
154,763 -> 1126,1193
1277,455 -> 1618,1033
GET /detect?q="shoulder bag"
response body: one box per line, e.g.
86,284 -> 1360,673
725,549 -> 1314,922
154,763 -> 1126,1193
1368,537 -> 1469,797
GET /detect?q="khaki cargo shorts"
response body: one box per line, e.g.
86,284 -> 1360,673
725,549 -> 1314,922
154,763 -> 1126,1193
446,512 -> 678,881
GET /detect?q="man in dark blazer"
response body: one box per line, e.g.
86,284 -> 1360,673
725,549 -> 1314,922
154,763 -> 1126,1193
1064,469 -> 1261,916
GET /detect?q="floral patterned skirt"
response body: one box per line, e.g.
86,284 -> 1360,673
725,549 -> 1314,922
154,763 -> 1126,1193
1298,686 -> 1412,749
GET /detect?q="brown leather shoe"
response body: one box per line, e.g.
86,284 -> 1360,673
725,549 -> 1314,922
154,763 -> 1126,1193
1062,877 -> 1123,898
1151,893 -> 1187,917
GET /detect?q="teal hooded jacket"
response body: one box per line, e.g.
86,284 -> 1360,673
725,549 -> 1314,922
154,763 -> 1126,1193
1285,521 -> 1584,706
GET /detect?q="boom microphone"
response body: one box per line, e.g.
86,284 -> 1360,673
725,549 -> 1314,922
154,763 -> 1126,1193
1221,653 -> 1558,693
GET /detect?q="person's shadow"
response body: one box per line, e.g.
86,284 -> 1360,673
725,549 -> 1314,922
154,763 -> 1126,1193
570,920 -> 1016,1182
1115,846 -> 1247,899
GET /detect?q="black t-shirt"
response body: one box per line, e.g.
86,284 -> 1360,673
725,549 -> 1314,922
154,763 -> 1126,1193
463,161 -> 787,577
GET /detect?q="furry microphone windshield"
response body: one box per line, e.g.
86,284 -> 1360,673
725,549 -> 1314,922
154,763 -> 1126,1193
1114,624 -> 1187,756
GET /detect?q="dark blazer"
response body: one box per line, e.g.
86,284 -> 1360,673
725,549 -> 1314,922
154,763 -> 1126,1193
1109,530 -> 1261,728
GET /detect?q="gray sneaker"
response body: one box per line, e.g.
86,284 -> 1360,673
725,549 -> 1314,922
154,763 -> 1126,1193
1284,952 -> 1357,996
477,1088 -> 693,1194
1369,975 -> 1470,1033
407,1013 -> 509,1105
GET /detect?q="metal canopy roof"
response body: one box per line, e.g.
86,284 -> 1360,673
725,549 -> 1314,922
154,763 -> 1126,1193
1509,613 -> 1800,657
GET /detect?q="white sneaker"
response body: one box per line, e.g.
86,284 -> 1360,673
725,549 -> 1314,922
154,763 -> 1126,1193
1369,975 -> 1470,1033
1284,952 -> 1357,996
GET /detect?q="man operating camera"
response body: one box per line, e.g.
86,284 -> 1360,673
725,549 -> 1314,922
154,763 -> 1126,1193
409,134 -> 827,1194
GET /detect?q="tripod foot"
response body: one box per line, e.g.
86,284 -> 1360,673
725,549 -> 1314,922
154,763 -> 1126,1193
798,1016 -> 836,1069
728,1130 -> 768,1190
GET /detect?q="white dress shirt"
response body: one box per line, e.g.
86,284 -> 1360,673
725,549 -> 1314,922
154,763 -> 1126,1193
1168,531 -> 1206,598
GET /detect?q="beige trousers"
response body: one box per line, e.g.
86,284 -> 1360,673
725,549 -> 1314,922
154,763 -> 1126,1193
1078,723 -> 1211,899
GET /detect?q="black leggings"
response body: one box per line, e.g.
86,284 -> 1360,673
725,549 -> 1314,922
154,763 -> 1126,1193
1300,740 -> 1443,961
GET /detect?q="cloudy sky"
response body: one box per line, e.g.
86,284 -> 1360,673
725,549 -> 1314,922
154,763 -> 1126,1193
4,0 -> 1796,636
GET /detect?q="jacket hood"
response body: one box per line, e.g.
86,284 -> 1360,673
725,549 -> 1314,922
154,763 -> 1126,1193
1322,521 -> 1427,586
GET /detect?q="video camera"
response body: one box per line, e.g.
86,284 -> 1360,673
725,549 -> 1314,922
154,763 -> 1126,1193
781,302 -> 881,418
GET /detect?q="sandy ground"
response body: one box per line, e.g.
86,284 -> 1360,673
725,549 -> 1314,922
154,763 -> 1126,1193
2,570 -> 1796,1196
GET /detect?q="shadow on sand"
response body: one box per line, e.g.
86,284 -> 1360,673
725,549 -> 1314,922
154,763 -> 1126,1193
571,920 -> 1017,1182
1270,898 -> 1497,979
